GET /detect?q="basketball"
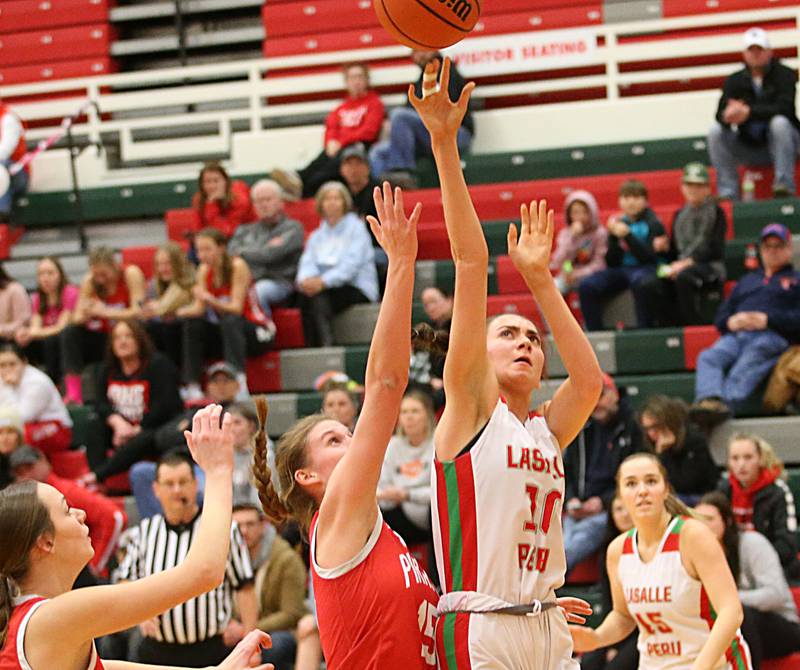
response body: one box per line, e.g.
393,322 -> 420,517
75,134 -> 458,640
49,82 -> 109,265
373,0 -> 481,50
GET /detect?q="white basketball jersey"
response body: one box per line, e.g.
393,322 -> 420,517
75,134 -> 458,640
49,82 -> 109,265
618,517 -> 752,670
431,398 -> 567,604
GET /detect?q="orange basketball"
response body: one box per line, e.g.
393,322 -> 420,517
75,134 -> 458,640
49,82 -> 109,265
373,0 -> 481,50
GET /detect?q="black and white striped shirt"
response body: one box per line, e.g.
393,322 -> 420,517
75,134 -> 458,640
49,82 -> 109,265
116,512 -> 254,645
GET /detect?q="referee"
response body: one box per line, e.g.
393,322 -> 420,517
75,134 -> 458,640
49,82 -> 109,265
116,450 -> 258,666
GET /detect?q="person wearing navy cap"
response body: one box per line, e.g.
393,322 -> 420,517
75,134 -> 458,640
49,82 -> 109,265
691,222 -> 800,429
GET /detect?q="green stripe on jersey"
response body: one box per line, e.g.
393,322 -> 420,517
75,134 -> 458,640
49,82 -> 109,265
443,613 -> 458,670
443,462 -> 464,592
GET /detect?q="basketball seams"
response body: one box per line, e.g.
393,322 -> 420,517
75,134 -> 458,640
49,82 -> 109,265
410,0 -> 474,34
379,0 -> 442,50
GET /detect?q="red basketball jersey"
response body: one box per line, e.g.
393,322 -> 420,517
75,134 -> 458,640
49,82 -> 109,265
204,268 -> 269,326
310,511 -> 438,670
0,596 -> 105,669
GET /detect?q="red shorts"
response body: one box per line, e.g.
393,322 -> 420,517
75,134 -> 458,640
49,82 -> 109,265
24,421 -> 72,457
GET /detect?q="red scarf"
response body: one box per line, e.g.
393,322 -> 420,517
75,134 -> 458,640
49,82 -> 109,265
729,467 -> 779,529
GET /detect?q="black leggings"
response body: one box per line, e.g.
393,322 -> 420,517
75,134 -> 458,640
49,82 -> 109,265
638,264 -> 721,327
299,285 -> 369,347
741,605 -> 800,669
61,325 -> 107,375
87,420 -> 162,483
23,334 -> 63,384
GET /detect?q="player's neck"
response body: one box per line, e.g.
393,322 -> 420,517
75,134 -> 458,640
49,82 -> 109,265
502,392 -> 532,424
635,510 -> 671,547
19,561 -> 74,600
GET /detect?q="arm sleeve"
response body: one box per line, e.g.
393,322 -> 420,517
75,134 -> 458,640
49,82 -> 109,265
765,283 -> 800,341
16,371 -> 58,423
319,222 -> 373,288
240,221 -> 305,266
765,489 -> 799,569
324,102 -> 344,145
738,532 -> 793,612
256,553 -> 308,632
227,524 -> 255,589
0,113 -> 23,162
337,94 -> 385,147
715,75 -> 737,126
623,217 -> 665,265
0,284 -> 32,338
605,234 -> 624,267
140,357 -> 183,430
713,284 -> 741,333
691,206 -> 728,264
295,233 -> 320,283
749,67 -> 798,122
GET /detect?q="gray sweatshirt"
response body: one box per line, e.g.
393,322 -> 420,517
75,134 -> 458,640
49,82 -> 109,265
227,215 -> 304,283
738,530 -> 799,623
378,435 -> 434,530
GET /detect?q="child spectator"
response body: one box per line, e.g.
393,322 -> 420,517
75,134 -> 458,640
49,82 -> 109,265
378,390 -> 435,546
578,180 -> 668,330
62,247 -> 146,405
0,343 -> 72,458
82,319 -> 183,490
142,242 -> 194,366
178,227 -> 275,400
192,161 -> 255,237
0,262 -> 31,342
639,163 -> 728,327
719,432 -> 800,580
296,181 -> 378,347
550,190 -> 607,296
696,491 -> 800,667
639,395 -> 719,504
10,445 -> 126,577
227,179 -> 304,318
272,62 -> 384,201
14,256 -> 78,383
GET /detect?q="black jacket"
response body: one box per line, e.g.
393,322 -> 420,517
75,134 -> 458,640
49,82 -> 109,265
719,477 -> 800,575
605,207 -> 666,268
657,427 -> 719,497
715,58 -> 800,142
563,396 -> 644,505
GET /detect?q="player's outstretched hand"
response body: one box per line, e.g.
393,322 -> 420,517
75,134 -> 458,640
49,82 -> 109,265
556,596 -> 593,624
367,181 -> 420,263
216,630 -> 275,670
568,623 -> 601,653
409,57 -> 475,141
184,404 -> 234,475
508,199 -> 555,281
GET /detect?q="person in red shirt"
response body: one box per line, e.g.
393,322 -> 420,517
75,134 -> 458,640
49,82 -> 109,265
192,162 -> 255,238
271,62 -> 385,201
10,445 -> 126,577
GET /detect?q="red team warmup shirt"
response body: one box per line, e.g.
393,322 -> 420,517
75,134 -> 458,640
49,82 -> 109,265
310,511 -> 438,670
0,596 -> 105,669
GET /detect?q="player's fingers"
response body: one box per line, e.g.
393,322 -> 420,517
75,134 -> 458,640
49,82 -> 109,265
519,203 -> 530,233
366,215 -> 382,242
393,185 -> 405,222
440,56 -> 451,93
538,199 -> 548,235
408,83 -> 422,107
507,223 -> 518,252
458,81 -> 476,110
408,202 -> 422,228
372,185 -> 386,222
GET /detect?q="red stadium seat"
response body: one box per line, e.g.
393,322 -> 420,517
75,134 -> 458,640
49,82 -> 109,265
662,0 -> 799,18
0,58 -> 116,86
566,554 -> 600,584
683,325 -> 719,371
762,655 -> 800,670
0,0 -> 110,34
165,208 -> 200,242
496,255 -> 529,295
122,246 -> 157,280
104,471 -> 131,495
49,449 -> 91,480
245,351 -> 283,393
486,294 -> 546,332
0,24 -> 114,68
273,308 -> 305,349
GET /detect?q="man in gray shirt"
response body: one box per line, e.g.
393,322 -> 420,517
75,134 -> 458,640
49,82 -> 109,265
228,179 -> 304,317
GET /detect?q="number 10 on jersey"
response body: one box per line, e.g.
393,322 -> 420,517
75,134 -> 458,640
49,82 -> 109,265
518,485 -> 562,573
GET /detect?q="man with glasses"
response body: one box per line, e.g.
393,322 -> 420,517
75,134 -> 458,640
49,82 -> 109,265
691,223 -> 800,429
116,450 -> 257,666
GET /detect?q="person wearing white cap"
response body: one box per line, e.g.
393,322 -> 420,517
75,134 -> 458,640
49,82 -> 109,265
707,27 -> 800,200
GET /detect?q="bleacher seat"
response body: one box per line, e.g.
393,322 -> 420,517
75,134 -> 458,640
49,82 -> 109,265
0,0 -> 111,33
0,24 -> 114,68
122,246 -> 156,279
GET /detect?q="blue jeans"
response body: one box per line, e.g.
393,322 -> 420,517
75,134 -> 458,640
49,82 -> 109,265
260,630 -> 297,670
254,278 -> 294,317
562,511 -> 608,572
130,461 -> 206,519
707,116 -> 800,199
369,107 -> 473,175
694,330 -> 789,410
1,160 -> 29,216
577,265 -> 657,331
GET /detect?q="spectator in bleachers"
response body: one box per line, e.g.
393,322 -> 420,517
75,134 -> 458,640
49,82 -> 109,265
370,50 -> 473,190
690,222 -> 800,428
0,100 -> 28,223
0,342 -> 72,459
697,491 -> 800,667
579,495 -> 638,670
227,179 -> 304,319
62,246 -> 146,405
763,344 -> 800,414
719,432 -> 800,580
639,395 -> 719,504
115,450 -> 257,666
296,181 -> 378,347
272,62 -> 384,201
562,373 -> 644,572
10,444 -> 126,577
409,287 -> 452,406
191,161 -> 255,238
0,405 -> 22,489
708,27 -> 800,200
141,242 -> 194,366
340,142 -> 381,222
178,227 -> 276,400
15,257 -> 78,384
578,180 -> 668,331
551,190 -> 607,296
377,390 -> 435,546
638,163 -> 728,327
0,262 -> 31,342
82,319 -> 183,490
230,502 -> 307,670
321,379 -> 359,432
